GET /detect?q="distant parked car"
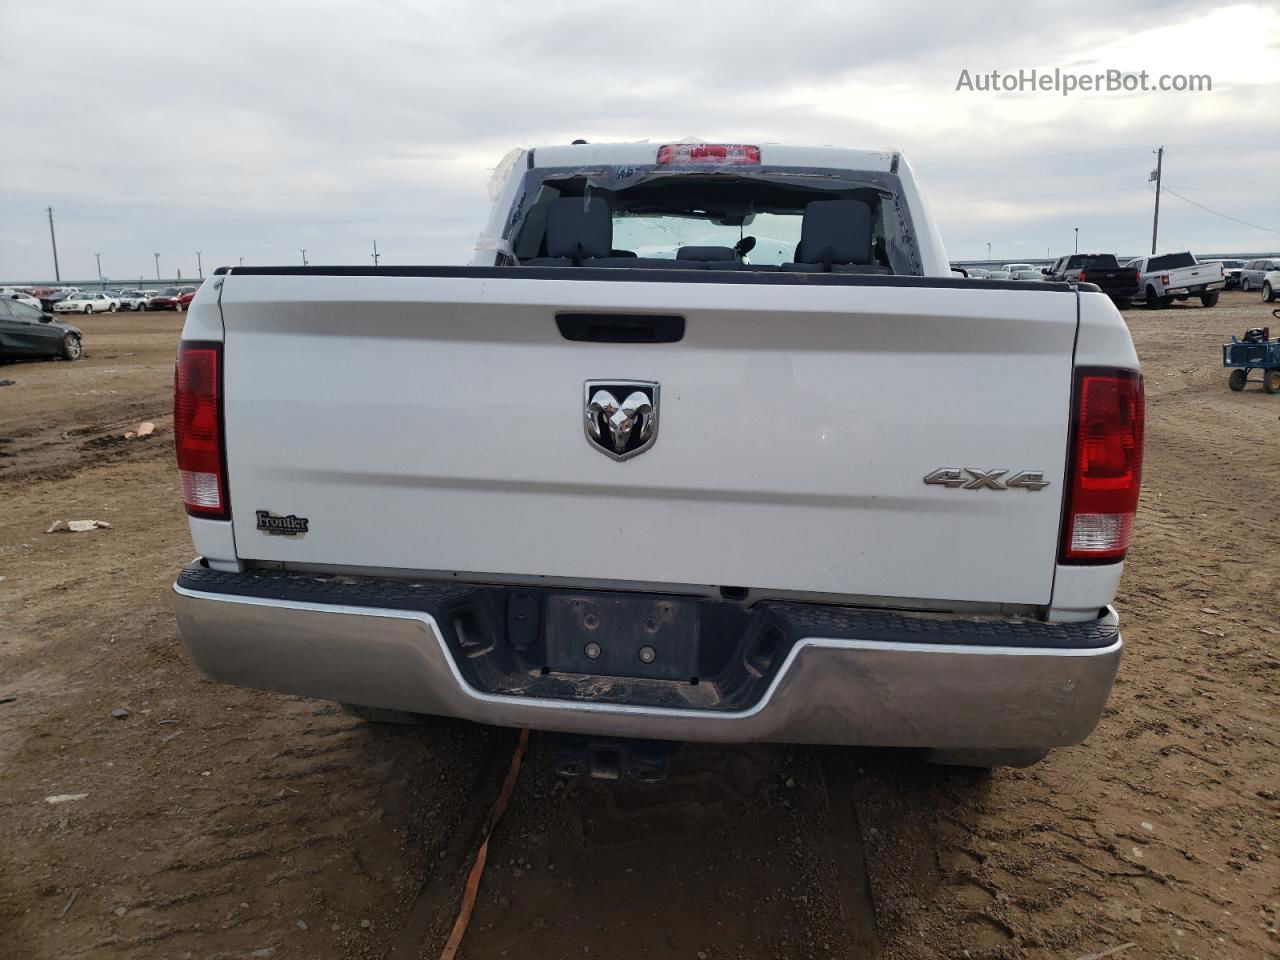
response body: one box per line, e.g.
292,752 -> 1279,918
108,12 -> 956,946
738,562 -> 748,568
3,291 -> 44,312
1048,253 -> 1141,307
114,289 -> 152,311
987,270 -> 1011,280
0,298 -> 83,362
1262,268 -> 1280,302
149,286 -> 196,311
1049,254 -> 1107,282
37,290 -> 69,311
967,267 -> 990,279
1213,259 -> 1245,289
1010,269 -> 1041,281
177,286 -> 200,311
53,291 -> 120,314
1239,258 -> 1280,292
1002,262 -> 1036,274
1124,252 -> 1224,308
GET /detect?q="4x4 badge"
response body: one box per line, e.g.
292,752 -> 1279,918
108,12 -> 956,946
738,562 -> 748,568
923,468 -> 1049,491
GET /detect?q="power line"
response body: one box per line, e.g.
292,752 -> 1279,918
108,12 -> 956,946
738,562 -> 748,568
917,146 -> 1151,168
1161,187 -> 1280,235
1159,143 -> 1280,153
1154,185 -> 1270,193
11,212 -> 477,225
4,186 -> 458,199
932,186 -> 1148,204
917,143 -> 1280,169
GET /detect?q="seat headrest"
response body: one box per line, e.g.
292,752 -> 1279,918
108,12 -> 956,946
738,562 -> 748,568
545,197 -> 612,260
796,200 -> 874,265
676,246 -> 737,262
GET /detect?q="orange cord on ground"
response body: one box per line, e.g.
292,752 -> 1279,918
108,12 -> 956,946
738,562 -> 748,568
438,727 -> 530,960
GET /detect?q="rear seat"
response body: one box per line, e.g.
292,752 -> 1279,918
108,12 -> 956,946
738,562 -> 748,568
521,197 -> 889,274
521,196 -> 613,266
676,246 -> 746,271
779,200 -> 891,274
523,198 -> 699,269
522,199 -> 734,270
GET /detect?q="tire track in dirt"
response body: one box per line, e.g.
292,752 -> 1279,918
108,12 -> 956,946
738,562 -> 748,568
446,738 -> 883,960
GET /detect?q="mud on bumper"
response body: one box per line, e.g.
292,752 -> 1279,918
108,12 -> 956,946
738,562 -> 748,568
172,563 -> 1122,749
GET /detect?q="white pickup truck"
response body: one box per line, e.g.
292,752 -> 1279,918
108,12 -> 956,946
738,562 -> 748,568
1125,251 -> 1224,308
171,141 -> 1143,771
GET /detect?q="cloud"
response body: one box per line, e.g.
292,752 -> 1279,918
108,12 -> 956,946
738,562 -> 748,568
1,0 -> 1276,279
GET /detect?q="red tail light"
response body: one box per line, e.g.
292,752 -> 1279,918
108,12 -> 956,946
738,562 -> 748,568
657,143 -> 760,165
1135,270 -> 1141,285
1060,368 -> 1144,563
174,341 -> 228,519
1159,274 -> 1170,286
1077,270 -> 1086,282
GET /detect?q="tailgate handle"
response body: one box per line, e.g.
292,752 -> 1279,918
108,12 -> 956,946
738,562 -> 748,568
556,313 -> 684,344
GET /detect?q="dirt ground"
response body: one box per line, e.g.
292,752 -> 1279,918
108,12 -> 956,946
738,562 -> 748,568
1,294 -> 1277,960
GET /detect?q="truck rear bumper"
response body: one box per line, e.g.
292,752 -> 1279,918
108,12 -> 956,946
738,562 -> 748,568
1168,281 -> 1225,296
172,563 -> 1122,750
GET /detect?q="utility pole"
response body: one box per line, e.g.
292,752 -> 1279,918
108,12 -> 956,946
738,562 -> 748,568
300,248 -> 308,266
238,257 -> 244,266
154,253 -> 161,280
196,251 -> 203,279
985,241 -> 991,261
1074,227 -> 1078,254
1150,146 -> 1163,255
372,240 -> 380,266
95,253 -> 103,282
47,207 -> 61,282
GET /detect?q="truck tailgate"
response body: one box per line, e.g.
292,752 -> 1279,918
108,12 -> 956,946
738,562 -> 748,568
1171,264 -> 1219,286
217,273 -> 1078,606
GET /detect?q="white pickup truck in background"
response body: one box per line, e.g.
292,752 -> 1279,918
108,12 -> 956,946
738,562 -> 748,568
1125,251 -> 1224,308
171,141 -> 1143,772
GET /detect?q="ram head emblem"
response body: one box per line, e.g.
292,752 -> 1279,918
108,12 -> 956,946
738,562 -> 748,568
583,381 -> 659,461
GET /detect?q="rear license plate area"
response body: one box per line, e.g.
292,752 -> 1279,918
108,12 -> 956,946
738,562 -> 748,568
544,594 -> 699,681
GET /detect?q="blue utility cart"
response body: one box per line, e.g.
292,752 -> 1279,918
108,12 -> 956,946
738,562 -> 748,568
1223,318 -> 1280,394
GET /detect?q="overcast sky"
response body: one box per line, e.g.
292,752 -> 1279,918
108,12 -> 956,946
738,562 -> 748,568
2,0 -> 1278,281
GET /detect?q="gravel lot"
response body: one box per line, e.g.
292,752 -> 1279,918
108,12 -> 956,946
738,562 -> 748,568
1,293 -> 1277,960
